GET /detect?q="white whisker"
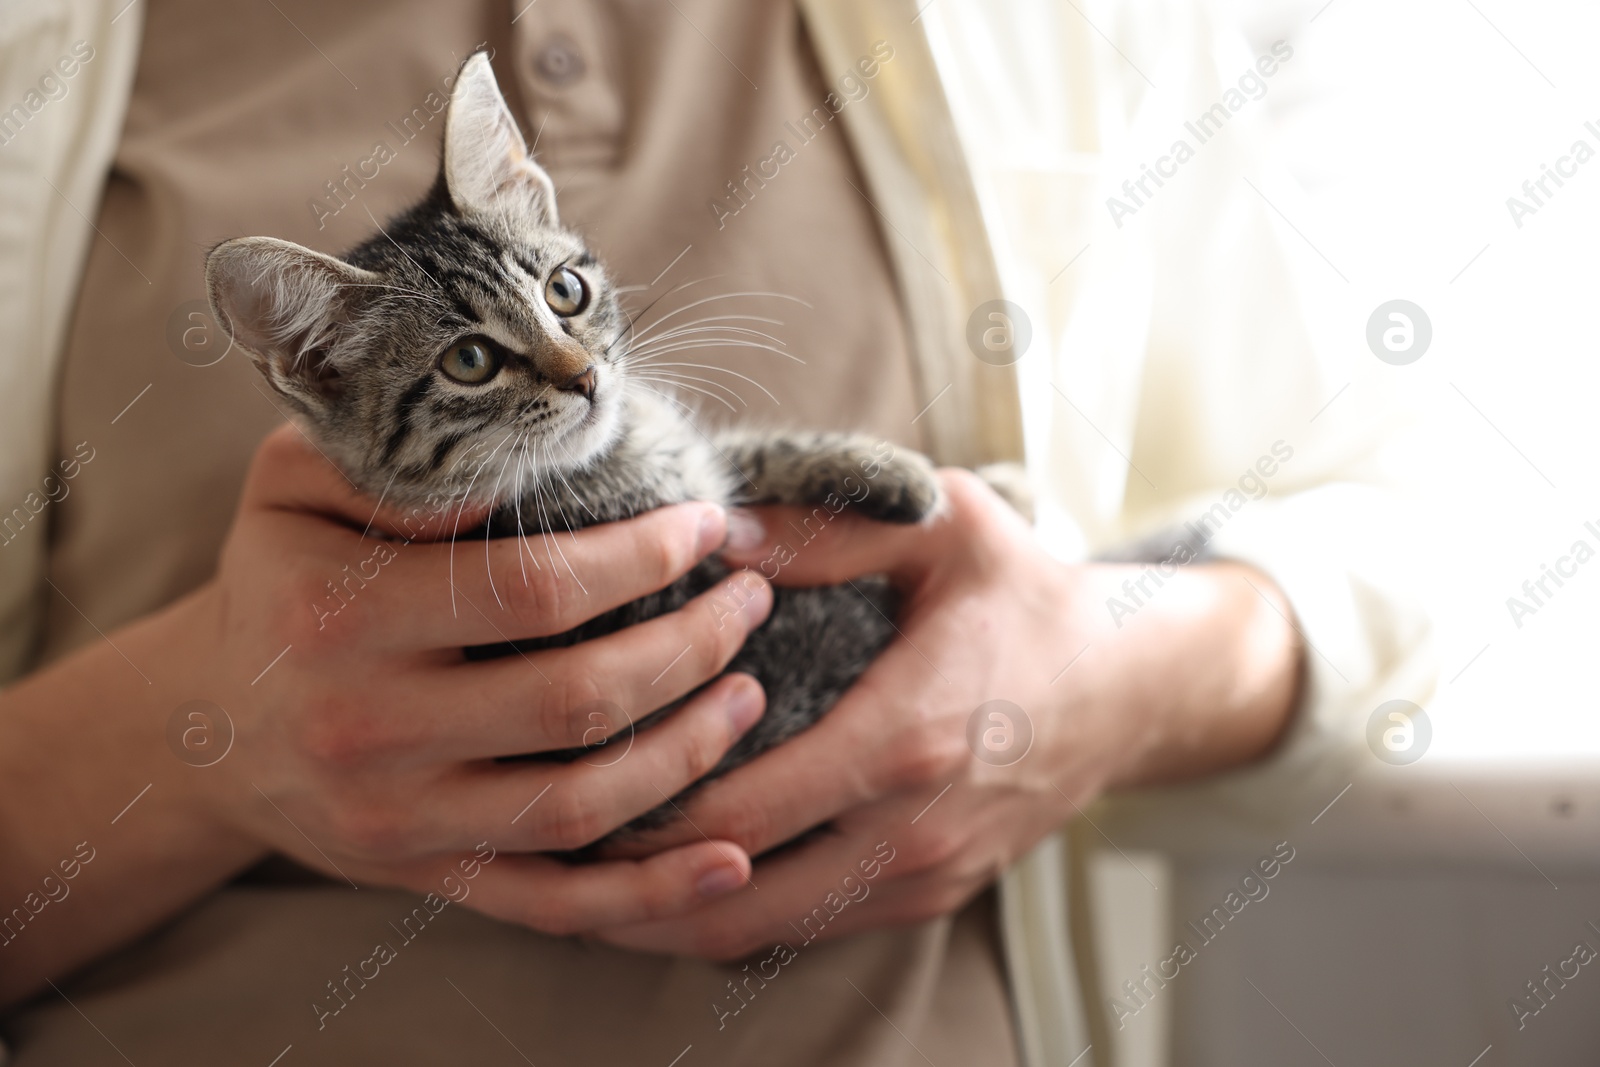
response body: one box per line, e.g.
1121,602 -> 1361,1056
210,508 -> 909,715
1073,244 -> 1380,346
627,315 -> 788,347
632,361 -> 778,404
633,369 -> 751,407
483,437 -> 522,610
529,439 -> 588,597
622,337 -> 804,365
625,290 -> 810,349
359,470 -> 400,545
603,275 -> 726,359
446,430 -> 515,618
628,374 -> 739,412
546,445 -> 598,524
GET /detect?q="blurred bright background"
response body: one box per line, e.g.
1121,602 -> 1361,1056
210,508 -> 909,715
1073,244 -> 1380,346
1241,0 -> 1600,764
1101,2 -> 1600,1064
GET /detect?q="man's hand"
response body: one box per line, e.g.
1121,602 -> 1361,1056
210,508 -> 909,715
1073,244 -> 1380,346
592,469 -> 1303,960
0,425 -> 767,1003
195,426 -> 778,925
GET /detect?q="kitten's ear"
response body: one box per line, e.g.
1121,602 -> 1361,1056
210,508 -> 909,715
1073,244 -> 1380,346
205,236 -> 378,411
443,51 -> 557,225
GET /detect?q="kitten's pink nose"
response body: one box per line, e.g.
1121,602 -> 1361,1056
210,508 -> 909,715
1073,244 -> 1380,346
560,365 -> 597,401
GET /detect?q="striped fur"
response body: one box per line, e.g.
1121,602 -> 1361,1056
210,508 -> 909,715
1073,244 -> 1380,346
206,52 -> 942,849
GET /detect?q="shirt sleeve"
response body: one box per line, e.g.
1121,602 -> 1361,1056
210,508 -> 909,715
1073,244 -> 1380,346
1098,19 -> 1439,840
0,3 -> 142,685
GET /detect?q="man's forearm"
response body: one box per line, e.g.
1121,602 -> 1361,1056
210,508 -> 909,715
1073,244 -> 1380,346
1083,561 -> 1305,790
0,592 -> 265,1006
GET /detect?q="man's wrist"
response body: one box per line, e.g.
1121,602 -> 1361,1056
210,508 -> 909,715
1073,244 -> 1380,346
0,591 -> 269,1004
1077,561 -> 1303,791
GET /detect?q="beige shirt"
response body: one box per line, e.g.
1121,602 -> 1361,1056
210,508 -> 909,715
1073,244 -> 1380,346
0,3 -> 1444,1064
11,2 -> 1017,1064
38,0 -> 933,660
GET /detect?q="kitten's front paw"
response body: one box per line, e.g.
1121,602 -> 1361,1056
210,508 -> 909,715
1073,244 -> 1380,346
854,447 -> 941,523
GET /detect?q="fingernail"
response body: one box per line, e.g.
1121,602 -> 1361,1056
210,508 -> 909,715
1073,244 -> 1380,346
724,675 -> 765,734
696,505 -> 728,556
739,579 -> 773,628
696,865 -> 745,899
724,508 -> 766,553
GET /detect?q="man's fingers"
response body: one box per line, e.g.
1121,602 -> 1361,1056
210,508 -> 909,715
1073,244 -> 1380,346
243,423 -> 490,539
447,672 -> 766,852
407,577 -> 772,758
592,823 -> 905,960
447,841 -> 753,937
328,502 -> 729,648
718,469 -> 1018,588
718,505 -> 933,586
245,423 -> 734,649
625,637 -> 951,858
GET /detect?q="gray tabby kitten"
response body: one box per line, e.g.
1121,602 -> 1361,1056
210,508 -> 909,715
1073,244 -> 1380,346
206,53 -> 941,844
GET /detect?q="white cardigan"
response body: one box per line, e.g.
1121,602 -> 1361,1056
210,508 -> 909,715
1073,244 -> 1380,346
0,2 -> 1435,1065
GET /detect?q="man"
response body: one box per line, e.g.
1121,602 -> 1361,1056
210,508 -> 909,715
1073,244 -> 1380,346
0,1 -> 1429,1064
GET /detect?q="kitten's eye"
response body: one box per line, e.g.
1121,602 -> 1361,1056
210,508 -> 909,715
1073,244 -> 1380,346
439,340 -> 499,384
545,267 -> 588,316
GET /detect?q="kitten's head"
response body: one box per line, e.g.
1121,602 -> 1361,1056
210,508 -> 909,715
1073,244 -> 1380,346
207,52 -> 627,510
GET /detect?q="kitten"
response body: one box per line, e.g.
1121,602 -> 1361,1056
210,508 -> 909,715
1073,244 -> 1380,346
206,52 -> 942,846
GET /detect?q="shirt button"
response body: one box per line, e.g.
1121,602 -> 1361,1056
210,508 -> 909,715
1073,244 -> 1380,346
533,35 -> 585,86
